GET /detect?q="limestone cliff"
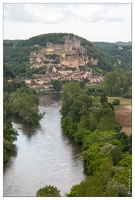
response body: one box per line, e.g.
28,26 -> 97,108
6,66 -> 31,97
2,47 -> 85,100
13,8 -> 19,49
30,48 -> 98,69
60,54 -> 89,68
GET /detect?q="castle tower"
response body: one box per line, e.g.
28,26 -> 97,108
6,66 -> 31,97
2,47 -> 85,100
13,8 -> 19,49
67,34 -> 69,41
64,35 -> 69,44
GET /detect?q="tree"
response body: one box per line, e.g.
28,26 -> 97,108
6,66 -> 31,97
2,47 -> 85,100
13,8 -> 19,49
104,72 -> 121,96
36,185 -> 61,197
105,180 -> 128,197
97,116 -> 116,131
100,91 -> 108,105
26,68 -> 32,78
60,95 -> 74,117
114,132 -> 130,152
64,81 -> 81,96
78,93 -> 93,108
9,89 -> 45,124
110,146 -> 123,165
3,63 -> 16,78
121,74 -> 129,96
67,176 -> 104,197
112,99 -> 120,105
52,80 -> 62,92
79,80 -> 85,89
74,128 -> 90,144
69,99 -> 87,122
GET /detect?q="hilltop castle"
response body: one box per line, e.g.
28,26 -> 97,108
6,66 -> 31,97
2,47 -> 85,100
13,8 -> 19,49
46,35 -> 81,52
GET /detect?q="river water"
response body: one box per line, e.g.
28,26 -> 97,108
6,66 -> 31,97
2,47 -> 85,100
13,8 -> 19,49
3,94 -> 86,197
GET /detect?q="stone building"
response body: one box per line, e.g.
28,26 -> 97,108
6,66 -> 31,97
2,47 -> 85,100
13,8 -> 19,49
64,35 -> 80,50
46,35 -> 81,52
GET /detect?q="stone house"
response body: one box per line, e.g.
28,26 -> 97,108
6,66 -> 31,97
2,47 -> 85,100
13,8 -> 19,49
58,68 -> 73,75
25,78 -> 31,85
49,72 -> 61,81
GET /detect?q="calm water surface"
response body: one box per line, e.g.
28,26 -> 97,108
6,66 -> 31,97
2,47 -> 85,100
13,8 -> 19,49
3,94 -> 86,197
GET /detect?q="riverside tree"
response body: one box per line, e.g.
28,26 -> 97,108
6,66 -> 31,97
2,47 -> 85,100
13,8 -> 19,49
36,185 -> 61,197
9,88 -> 45,124
61,81 -> 132,197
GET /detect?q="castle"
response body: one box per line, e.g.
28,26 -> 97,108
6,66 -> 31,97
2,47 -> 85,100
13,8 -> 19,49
46,35 -> 81,52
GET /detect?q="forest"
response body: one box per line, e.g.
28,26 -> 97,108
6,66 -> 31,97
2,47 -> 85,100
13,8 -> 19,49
60,81 -> 132,197
92,41 -> 132,71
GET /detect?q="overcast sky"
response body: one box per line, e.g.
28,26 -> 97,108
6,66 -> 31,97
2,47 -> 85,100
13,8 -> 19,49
3,2 -> 132,42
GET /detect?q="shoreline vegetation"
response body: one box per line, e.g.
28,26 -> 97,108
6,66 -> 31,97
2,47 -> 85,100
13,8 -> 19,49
3,85 -> 45,163
60,81 -> 132,197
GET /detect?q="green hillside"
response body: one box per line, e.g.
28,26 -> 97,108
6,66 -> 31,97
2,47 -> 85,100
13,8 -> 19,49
91,42 -> 132,71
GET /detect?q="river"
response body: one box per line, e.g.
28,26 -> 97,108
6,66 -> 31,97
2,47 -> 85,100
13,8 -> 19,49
3,94 -> 86,197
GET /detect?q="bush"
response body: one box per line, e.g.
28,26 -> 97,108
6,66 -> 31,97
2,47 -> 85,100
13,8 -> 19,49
36,185 -> 61,197
112,99 -> 120,105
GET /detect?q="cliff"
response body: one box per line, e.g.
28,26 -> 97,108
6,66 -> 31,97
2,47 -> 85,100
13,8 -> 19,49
30,49 -> 99,69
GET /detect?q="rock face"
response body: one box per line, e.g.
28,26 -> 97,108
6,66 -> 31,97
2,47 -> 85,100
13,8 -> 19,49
30,50 -> 98,69
29,35 -> 99,69
60,54 -> 88,68
30,49 -> 99,69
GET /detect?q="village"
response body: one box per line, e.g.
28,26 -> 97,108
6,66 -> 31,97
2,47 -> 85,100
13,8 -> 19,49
23,69 -> 103,89
12,35 -> 104,90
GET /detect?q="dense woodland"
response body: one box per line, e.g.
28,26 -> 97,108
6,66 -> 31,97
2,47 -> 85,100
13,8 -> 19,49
61,81 -> 132,197
92,41 -> 132,72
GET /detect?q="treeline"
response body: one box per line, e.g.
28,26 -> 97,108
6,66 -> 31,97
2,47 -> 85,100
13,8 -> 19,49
61,81 -> 132,197
104,71 -> 132,97
83,70 -> 132,98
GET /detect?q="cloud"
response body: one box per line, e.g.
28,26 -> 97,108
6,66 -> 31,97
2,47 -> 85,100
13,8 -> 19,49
4,4 -> 72,24
65,4 -> 125,23
4,4 -> 35,23
106,17 -> 124,22
24,4 -> 70,23
4,3 -> 130,25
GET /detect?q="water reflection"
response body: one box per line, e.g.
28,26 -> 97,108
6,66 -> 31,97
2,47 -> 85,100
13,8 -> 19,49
39,93 -> 62,106
4,94 -> 86,197
3,148 -> 18,173
12,115 -> 42,140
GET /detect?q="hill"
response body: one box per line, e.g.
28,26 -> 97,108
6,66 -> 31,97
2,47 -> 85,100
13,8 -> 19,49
3,33 -> 114,77
91,41 -> 132,71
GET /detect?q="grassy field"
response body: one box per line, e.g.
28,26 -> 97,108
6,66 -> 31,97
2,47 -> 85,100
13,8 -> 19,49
108,97 -> 132,135
108,97 -> 132,106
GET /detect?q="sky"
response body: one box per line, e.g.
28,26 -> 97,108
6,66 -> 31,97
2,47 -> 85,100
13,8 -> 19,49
3,1 -> 132,42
